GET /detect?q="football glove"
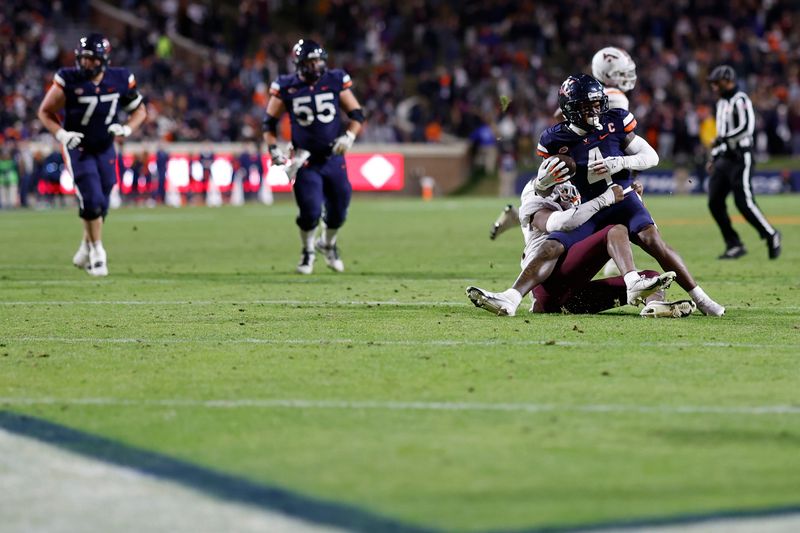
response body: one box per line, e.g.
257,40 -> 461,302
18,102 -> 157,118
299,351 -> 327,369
268,144 -> 287,166
55,128 -> 84,149
534,156 -> 570,192
108,123 -> 132,137
285,149 -> 311,182
589,156 -> 625,176
331,131 -> 355,155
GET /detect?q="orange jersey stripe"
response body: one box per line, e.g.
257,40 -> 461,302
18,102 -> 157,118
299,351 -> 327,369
624,118 -> 637,132
342,80 -> 353,89
536,150 -> 549,157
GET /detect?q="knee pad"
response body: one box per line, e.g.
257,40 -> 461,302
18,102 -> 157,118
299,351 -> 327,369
295,213 -> 320,232
79,205 -> 104,221
323,213 -> 347,230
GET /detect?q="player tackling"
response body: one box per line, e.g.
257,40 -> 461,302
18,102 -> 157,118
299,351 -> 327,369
469,73 -> 724,317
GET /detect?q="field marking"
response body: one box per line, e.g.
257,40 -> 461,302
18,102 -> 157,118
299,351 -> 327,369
0,299 -> 456,307
1,336 -> 795,350
1,300 -> 798,312
0,427 -> 348,533
3,397 -> 800,416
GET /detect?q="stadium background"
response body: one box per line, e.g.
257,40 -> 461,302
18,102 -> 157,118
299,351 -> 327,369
1,0 -> 800,207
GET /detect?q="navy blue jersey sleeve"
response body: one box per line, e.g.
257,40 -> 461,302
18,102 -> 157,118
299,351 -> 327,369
605,108 -> 638,136
118,68 -> 144,111
330,69 -> 353,91
536,123 -> 573,158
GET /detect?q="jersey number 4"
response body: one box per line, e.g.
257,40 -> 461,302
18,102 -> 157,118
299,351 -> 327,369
587,147 -> 612,185
292,93 -> 336,126
78,94 -> 120,126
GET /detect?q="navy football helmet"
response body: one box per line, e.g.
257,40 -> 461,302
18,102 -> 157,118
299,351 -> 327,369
292,39 -> 328,83
558,74 -> 609,130
75,33 -> 111,78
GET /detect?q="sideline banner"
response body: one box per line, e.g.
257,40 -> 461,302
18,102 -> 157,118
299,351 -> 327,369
53,152 -> 405,195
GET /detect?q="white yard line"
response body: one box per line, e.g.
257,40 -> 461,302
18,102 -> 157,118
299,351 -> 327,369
0,335 -> 794,350
2,397 -> 800,416
0,299 -> 455,306
1,300 -> 798,312
0,428 -> 344,533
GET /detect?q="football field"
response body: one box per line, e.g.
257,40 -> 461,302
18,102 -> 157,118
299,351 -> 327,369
1,195 -> 799,532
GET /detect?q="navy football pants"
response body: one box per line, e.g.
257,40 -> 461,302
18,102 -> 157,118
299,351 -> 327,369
64,144 -> 118,220
293,154 -> 352,231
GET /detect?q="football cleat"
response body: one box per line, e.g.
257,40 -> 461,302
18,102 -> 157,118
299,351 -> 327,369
489,204 -> 518,240
694,297 -> 725,317
626,271 -> 676,306
87,248 -> 108,277
767,230 -> 781,260
296,248 -> 315,275
466,286 -> 517,317
640,299 -> 696,318
315,240 -> 344,272
72,246 -> 90,270
718,245 -> 746,259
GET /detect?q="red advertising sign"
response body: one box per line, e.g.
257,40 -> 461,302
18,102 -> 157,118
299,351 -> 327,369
53,152 -> 405,195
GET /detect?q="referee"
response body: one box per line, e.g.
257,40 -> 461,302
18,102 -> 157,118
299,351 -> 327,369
707,65 -> 781,260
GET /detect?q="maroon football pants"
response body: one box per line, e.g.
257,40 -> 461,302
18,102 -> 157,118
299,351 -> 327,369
533,225 -> 658,314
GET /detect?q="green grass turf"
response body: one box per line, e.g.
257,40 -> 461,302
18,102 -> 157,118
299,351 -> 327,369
1,194 -> 799,531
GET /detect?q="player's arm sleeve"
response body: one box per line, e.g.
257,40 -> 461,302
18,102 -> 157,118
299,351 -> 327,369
621,134 -> 659,170
341,71 -> 353,90
53,69 -> 68,88
544,188 -> 617,233
269,80 -> 283,100
120,72 -> 144,111
536,141 -> 550,158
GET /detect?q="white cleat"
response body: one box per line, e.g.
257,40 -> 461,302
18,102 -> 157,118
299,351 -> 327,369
72,247 -> 90,270
695,297 -> 725,317
640,299 -> 696,318
490,204 -> 518,240
296,249 -> 315,275
466,286 -> 517,317
87,249 -> 108,277
315,240 -> 344,272
626,271 -> 676,306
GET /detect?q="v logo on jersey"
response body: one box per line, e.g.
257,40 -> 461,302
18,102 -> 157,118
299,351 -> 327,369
599,133 -> 610,140
583,138 -> 590,144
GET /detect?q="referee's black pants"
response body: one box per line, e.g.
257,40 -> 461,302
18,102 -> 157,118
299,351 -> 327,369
708,151 -> 776,249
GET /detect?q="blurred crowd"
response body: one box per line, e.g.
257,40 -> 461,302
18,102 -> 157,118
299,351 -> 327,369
1,0 -> 799,206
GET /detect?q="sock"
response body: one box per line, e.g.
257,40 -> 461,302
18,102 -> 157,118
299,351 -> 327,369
501,288 -> 523,308
688,286 -> 707,302
623,271 -> 640,287
324,227 -> 338,247
300,229 -> 316,252
78,240 -> 89,254
89,240 -> 105,255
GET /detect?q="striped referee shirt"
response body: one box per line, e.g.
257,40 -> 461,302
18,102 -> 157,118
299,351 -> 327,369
714,91 -> 755,154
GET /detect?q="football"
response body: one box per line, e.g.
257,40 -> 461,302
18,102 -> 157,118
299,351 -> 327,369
553,153 -> 577,177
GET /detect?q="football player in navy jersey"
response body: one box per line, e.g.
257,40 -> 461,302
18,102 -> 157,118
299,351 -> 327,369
467,74 -> 725,317
542,75 -> 723,315
38,33 -> 146,277
263,39 -> 365,274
